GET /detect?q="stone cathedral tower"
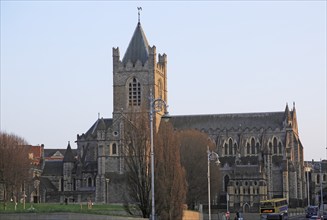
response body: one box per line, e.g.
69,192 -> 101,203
112,21 -> 168,128
75,20 -> 168,203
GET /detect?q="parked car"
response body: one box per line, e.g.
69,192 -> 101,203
306,206 -> 319,218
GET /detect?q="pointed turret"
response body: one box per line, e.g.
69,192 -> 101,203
292,102 -> 299,134
122,22 -> 150,65
284,103 -> 292,127
63,141 -> 75,163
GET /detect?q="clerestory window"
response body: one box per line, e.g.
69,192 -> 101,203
273,138 -> 278,154
128,78 -> 141,106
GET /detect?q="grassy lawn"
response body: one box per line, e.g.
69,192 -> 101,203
0,202 -> 130,216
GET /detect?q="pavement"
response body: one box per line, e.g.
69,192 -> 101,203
0,213 -> 147,220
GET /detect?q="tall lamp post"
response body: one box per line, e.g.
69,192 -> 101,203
207,147 -> 220,220
149,92 -> 170,220
305,165 -> 311,206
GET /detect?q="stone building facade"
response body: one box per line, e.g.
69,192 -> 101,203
304,160 -> 327,208
170,105 -> 305,211
40,19 -> 306,210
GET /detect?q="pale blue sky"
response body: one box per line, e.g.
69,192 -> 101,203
1,1 -> 326,161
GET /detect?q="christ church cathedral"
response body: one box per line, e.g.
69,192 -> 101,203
40,18 -> 305,212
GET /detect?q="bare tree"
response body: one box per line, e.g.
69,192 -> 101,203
155,122 -> 187,220
0,131 -> 31,209
178,129 -> 221,210
122,112 -> 151,218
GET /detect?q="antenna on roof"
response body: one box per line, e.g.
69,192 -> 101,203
137,7 -> 142,23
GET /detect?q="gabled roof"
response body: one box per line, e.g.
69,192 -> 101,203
170,111 -> 287,131
63,142 -> 75,163
44,149 -> 65,159
44,148 -> 77,161
122,22 -> 150,65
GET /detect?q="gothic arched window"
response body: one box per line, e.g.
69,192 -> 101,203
224,143 -> 228,156
247,143 -> 250,155
128,77 -> 141,106
229,139 -> 233,155
269,142 -> 272,153
88,177 -> 92,187
273,138 -> 278,154
251,138 -> 256,155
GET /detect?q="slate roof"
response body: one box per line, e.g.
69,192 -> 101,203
85,118 -> 113,136
170,111 -> 287,131
42,161 -> 63,176
44,149 -> 77,159
122,22 -> 150,65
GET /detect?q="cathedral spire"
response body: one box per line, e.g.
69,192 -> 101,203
122,12 -> 149,66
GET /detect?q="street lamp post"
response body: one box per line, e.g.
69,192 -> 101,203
149,91 -> 170,220
207,146 -> 220,220
305,166 -> 311,206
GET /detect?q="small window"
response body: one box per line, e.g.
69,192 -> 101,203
88,177 -> 92,187
112,143 -> 117,155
